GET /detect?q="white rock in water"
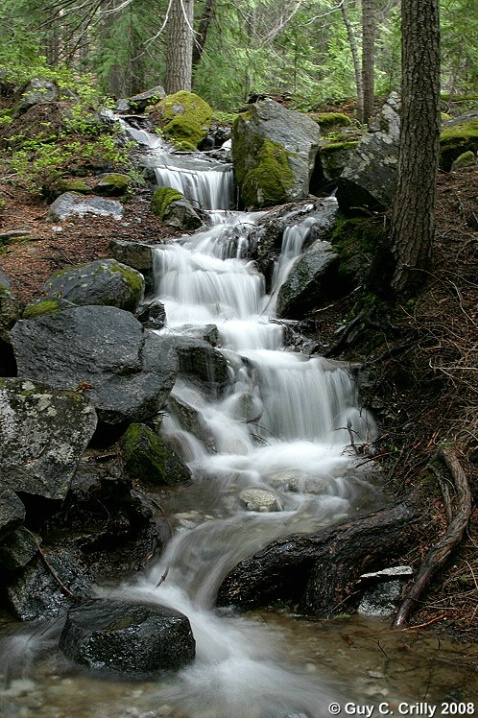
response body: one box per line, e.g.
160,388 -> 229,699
238,488 -> 281,512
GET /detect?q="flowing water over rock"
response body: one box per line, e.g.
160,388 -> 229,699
1,127 -> 477,717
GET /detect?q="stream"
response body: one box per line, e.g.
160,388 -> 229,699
1,129 -> 477,717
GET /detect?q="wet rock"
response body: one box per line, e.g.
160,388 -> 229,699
135,298 -> 166,330
233,98 -> 321,209
181,324 -> 219,347
44,259 -> 145,313
0,487 -> 25,540
116,85 -> 166,114
0,378 -> 97,500
47,192 -> 124,222
357,565 -> 413,617
151,187 -> 203,231
6,547 -> 93,620
120,422 -> 191,486
0,527 -> 39,570
276,242 -> 340,318
223,391 -> 263,424
168,395 -> 218,453
164,336 -> 230,397
11,306 -> 178,428
109,239 -> 155,293
59,598 -> 195,676
336,93 -> 400,215
239,488 -> 281,512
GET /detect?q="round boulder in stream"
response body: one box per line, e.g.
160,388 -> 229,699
59,598 -> 196,676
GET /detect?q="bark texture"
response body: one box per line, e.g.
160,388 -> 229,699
165,0 -> 194,94
217,500 -> 420,616
390,0 -> 440,297
361,0 -> 375,124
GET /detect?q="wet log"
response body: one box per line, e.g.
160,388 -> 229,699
217,500 -> 420,616
393,447 -> 473,627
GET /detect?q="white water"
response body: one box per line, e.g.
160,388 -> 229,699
0,128 -> 380,718
106,130 -> 379,716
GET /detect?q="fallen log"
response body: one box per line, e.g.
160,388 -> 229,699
217,499 -> 420,616
393,447 -> 473,627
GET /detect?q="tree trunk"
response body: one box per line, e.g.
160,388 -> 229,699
340,0 -> 364,121
361,0 -> 375,123
390,0 -> 440,297
165,0 -> 194,94
192,0 -> 216,70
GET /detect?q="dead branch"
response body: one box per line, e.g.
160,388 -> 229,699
393,447 -> 473,626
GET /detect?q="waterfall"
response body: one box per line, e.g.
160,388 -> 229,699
106,127 -> 377,716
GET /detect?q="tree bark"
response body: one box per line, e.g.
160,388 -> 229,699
217,500 -> 420,616
390,0 -> 440,297
340,0 -> 364,121
361,0 -> 375,123
165,0 -> 194,94
192,0 -> 216,69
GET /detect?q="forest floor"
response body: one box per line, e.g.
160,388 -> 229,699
1,158 -> 478,644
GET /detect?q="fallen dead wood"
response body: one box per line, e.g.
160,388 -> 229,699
393,446 -> 473,627
217,499 -> 420,616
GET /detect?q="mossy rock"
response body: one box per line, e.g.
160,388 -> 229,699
331,212 -> 386,287
233,128 -> 296,209
440,117 -> 478,171
319,141 -> 359,182
151,187 -> 184,218
94,173 -> 131,197
451,150 -> 476,171
54,178 -> 91,195
311,112 -> 352,129
152,91 -> 213,150
120,423 -> 191,486
22,298 -> 75,320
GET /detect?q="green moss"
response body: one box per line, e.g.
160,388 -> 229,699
155,91 -> 213,150
233,125 -> 295,209
55,178 -> 91,194
95,173 -> 130,197
107,262 -> 144,299
312,112 -> 352,129
451,150 -> 476,170
23,299 -> 63,319
331,213 -> 385,286
120,423 -> 190,486
151,186 -> 184,218
212,110 -> 239,125
320,141 -> 359,154
440,119 -> 478,171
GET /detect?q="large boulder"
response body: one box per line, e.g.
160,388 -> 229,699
47,192 -> 124,222
59,598 -> 195,676
232,99 -> 321,210
336,93 -> 401,215
163,336 -> 230,397
149,91 -> 213,151
44,259 -> 144,313
120,422 -> 191,486
0,378 -> 97,500
11,305 -> 178,427
276,242 -> 340,318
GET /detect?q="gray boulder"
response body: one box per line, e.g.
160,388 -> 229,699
163,197 -> 203,231
276,242 -> 340,318
0,378 -> 97,500
44,259 -> 144,313
336,93 -> 401,215
135,298 -> 166,330
11,306 -> 178,427
59,598 -> 195,676
109,239 -> 155,293
116,85 -> 166,114
47,192 -> 124,222
14,78 -> 58,117
232,98 -> 321,209
0,487 -> 25,540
